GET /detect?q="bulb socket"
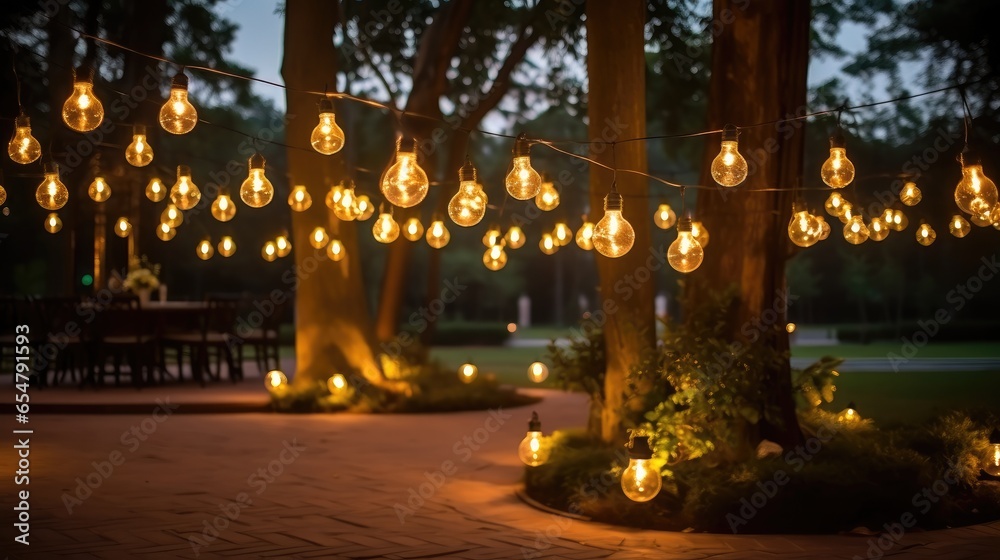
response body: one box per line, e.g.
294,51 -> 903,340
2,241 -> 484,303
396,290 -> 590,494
528,411 -> 541,432
846,401 -> 858,411
959,145 -> 980,167
677,216 -> 693,232
604,189 -> 622,212
791,201 -> 807,214
829,128 -> 847,149
459,158 -> 477,182
990,429 -> 1000,445
171,71 -> 190,90
513,136 -> 531,157
133,124 -> 146,136
721,124 -> 739,142
249,153 -> 266,170
43,162 -> 59,175
318,96 -> 335,114
628,435 -> 653,460
398,136 -> 417,153
73,65 -> 94,84
15,114 -> 30,128
177,164 -> 192,178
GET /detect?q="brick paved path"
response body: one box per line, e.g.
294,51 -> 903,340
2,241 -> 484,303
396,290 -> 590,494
1,389 -> 998,559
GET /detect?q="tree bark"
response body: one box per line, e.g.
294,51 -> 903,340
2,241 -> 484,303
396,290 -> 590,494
585,0 -> 657,444
283,0 -> 408,393
684,0 -> 810,448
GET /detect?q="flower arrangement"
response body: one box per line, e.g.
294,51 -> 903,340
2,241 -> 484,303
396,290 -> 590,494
123,255 -> 161,292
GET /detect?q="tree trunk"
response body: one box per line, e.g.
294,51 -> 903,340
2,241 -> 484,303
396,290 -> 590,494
684,0 -> 810,448
586,0 -> 658,444
283,0 -> 408,394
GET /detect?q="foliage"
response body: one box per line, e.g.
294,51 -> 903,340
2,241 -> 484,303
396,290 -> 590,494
425,321 -> 511,346
793,356 -> 842,409
122,256 -> 161,292
546,326 -> 605,401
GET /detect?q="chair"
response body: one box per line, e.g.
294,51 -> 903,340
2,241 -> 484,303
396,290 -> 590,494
85,296 -> 155,387
162,297 -> 242,384
37,297 -> 87,386
237,294 -> 289,375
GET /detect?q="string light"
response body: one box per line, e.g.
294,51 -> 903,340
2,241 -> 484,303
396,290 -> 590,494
159,70 -> 198,134
552,221 -> 572,246
448,158 -> 488,227
426,219 -> 450,248
240,153 -> 274,208
275,234 -> 292,257
482,224 -> 502,247
8,114 -> 41,164
539,233 -> 558,255
817,216 -> 831,240
868,216 -> 890,241
575,218 -> 594,250
145,177 -> 166,202
527,362 -> 549,383
0,180 -> 5,207
156,222 -> 176,241
381,137 -> 429,208
88,176 -> 111,203
824,192 -> 847,217
458,363 -> 478,383
535,179 -> 559,211
838,402 -> 861,423
124,124 -> 153,167
710,124 -> 748,187
334,183 -> 360,221
44,213 -> 62,233
372,210 -> 400,243
593,182 -> 634,258
518,412 -> 550,467
821,125 -> 855,188
196,238 -> 215,260
325,184 -> 344,209
211,192 -> 237,222
505,135 -> 541,200
916,222 -> 936,246
328,373 -> 348,394
262,241 -> 278,261
899,181 -> 921,206
843,214 -> 869,244
504,225 -> 526,249
970,212 -> 992,227
653,203 -> 677,230
984,429 -> 1000,477
311,96 -> 345,154
288,185 -> 312,212
955,148 -> 998,218
215,236 -> 235,257
690,220 -> 709,248
114,216 -> 132,238
787,203 -> 821,248
483,242 -> 508,271
264,370 -> 287,393
402,217 -> 424,241
326,238 -> 345,261
891,209 -> 908,231
36,163 -> 68,210
621,434 -> 661,502
62,67 -> 104,132
356,195 -> 375,220
949,214 -> 971,237
310,226 -> 330,249
161,204 -> 183,228
170,165 -> 201,210
667,217 -> 704,273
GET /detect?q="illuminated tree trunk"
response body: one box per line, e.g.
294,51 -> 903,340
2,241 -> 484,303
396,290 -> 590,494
685,0 -> 810,447
282,0 -> 408,393
586,0 -> 658,444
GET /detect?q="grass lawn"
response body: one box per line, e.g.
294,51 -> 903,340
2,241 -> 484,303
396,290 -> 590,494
429,346 -> 554,387
792,342 -> 1000,359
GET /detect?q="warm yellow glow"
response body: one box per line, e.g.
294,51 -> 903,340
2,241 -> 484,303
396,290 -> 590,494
507,323 -> 517,333
843,215 -> 869,244
482,225 -> 502,247
786,323 -> 796,334
426,219 -> 451,249
483,243 -> 508,271
539,233 -> 558,255
328,373 -> 348,393
240,156 -> 274,208
218,236 -> 236,257
311,108 -> 345,155
44,213 -> 62,234
916,223 -> 936,246
690,220 -> 709,248
955,163 -> 999,217
838,202 -> 855,224
288,185 -> 312,212
621,458 -> 662,502
62,78 -> 104,132
334,185 -> 360,221
711,139 -> 748,187
161,204 -> 184,228
868,216 -> 890,241
505,226 -> 526,249
900,181 -> 921,206
211,193 -> 236,222
114,217 -> 132,238
262,241 -> 278,261
196,239 -> 215,260
653,203 -> 676,230
824,192 -> 847,217
8,115 -> 41,164
355,195 -> 375,220
506,155 -> 542,200
448,180 -> 488,227
170,166 -> 201,210
381,145 -> 429,208
984,444 -> 1000,477
518,431 -> 550,466
88,176 -> 111,203
551,222 -> 571,246
458,363 -> 478,383
264,370 -> 287,393
146,177 -> 166,202
372,212 -> 400,243
891,209 -> 908,231
667,224 -> 704,273
125,126 -> 154,167
36,165 -> 69,210
821,147 -> 855,188
837,406 -> 861,423
949,214 -> 971,238
788,209 -> 821,248
527,362 -> 549,383
575,220 -> 595,251
310,226 -> 330,249
402,217 -> 424,241
593,192 -> 634,258
156,222 -> 176,241
275,235 -> 292,257
159,85 -> 198,134
325,184 -> 344,210
535,181 -> 559,211
326,238 -> 345,262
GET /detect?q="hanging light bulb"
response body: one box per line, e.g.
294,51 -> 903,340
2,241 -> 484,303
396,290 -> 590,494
527,362 -> 549,383
275,234 -> 292,257
668,217 -> 705,273
62,67 -> 104,132
821,127 -> 855,188
843,214 -> 869,244
426,219 -> 451,249
218,236 -> 236,257
949,214 -> 971,238
402,217 -> 424,241
310,96 -> 345,154
88,176 -> 111,203
916,223 -> 936,246
211,192 -> 237,222
824,192 -> 847,217
310,226 -> 330,249
448,159 -> 488,227
690,220 -> 709,248
518,412 -> 550,467
592,183 -> 634,258
196,238 -> 214,260
240,153 -> 274,208
868,216 -> 890,242
711,124 -> 748,187
264,370 -> 287,393
891,209 -> 908,231
355,195 -> 375,220
483,242 -> 508,271
0,175 -> 4,207
653,203 -> 677,230
539,233 -> 559,255
505,225 -> 526,249
837,401 -> 861,423
787,203 -> 821,248
145,177 -> 166,202
535,179 -> 560,211
381,137 -> 429,208
621,435 -> 662,502
575,218 -> 595,251
170,165 -> 201,210
125,124 -> 154,167
8,114 -> 41,164
458,363 -> 478,383
505,135 -> 542,200
114,217 -> 132,238
328,373 -> 348,394
325,183 -> 344,209
838,202 -> 855,224
155,222 -> 176,241
900,181 -> 922,206
552,221 -> 572,246
161,204 -> 183,228
159,70 -> 198,134
326,238 -> 346,262
983,429 -> 1000,477
287,185 -> 312,212
262,241 -> 278,262
36,163 -> 68,210
372,211 -> 400,243
985,203 -> 1000,226
955,149 -> 999,217
482,224 -> 502,247
817,215 -> 831,241
334,183 -> 359,221
44,213 -> 62,233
